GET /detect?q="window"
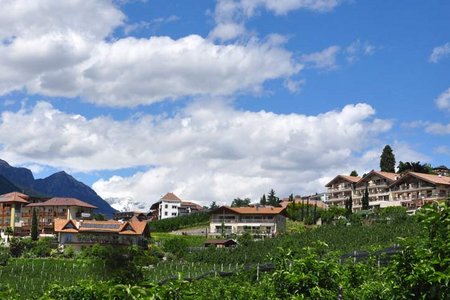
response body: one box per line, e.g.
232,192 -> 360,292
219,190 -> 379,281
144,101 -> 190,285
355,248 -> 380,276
172,205 -> 177,209
164,212 -> 168,216
165,204 -> 168,209
172,212 -> 177,216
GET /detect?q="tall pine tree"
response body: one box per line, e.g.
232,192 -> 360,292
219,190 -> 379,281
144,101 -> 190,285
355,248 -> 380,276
380,145 -> 396,172
31,209 -> 38,241
267,189 -> 279,206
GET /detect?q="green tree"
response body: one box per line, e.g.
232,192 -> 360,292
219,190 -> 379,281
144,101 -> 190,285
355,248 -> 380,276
345,195 -> 353,216
267,189 -> 280,206
288,193 -> 294,202
362,185 -> 369,210
31,209 -> 38,241
397,161 -> 432,174
209,201 -> 218,210
260,194 -> 267,205
380,145 -> 396,172
231,198 -> 251,207
349,170 -> 359,177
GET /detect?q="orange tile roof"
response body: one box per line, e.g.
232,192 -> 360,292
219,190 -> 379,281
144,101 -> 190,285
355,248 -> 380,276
26,197 -> 97,209
161,192 -> 181,201
54,217 -> 147,235
180,201 -> 203,210
325,175 -> 361,187
357,170 -> 398,186
396,172 -> 450,186
0,192 -> 30,204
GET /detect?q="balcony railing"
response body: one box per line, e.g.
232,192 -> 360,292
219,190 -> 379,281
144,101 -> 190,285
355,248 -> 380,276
211,218 -> 275,224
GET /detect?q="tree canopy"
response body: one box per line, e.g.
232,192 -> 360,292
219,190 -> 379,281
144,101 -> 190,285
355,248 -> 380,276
267,189 -> 280,207
397,161 -> 432,174
231,198 -> 251,207
380,145 -> 396,172
349,170 -> 358,177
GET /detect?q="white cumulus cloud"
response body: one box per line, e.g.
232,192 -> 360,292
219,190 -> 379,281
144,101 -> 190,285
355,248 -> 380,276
0,101 -> 392,207
0,0 -> 301,107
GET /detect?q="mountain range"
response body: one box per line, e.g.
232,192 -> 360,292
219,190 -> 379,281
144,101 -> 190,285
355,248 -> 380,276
0,159 -> 116,216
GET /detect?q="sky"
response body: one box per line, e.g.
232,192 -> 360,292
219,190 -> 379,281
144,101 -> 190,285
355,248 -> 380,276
0,0 -> 449,209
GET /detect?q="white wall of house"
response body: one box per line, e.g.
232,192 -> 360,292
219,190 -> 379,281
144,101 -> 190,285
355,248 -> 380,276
158,200 -> 180,220
209,213 -> 286,236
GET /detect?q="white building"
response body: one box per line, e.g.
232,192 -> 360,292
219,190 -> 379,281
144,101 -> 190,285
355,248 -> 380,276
209,206 -> 286,236
325,170 -> 450,212
149,192 -> 204,220
149,192 -> 181,220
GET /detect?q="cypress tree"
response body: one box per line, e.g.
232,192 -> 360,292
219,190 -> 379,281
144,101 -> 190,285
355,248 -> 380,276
380,145 -> 396,173
31,209 -> 38,241
362,185 -> 370,210
260,194 -> 267,205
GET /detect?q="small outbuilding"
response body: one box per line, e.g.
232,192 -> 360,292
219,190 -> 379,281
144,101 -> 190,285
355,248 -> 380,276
204,239 -> 237,248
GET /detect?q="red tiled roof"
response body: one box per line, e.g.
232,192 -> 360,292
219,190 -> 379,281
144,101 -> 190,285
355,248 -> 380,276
161,192 -> 181,201
390,172 -> 450,187
357,170 -> 398,186
180,201 -> 203,210
26,197 -> 97,209
54,217 -> 147,236
325,175 -> 361,187
0,192 -> 30,204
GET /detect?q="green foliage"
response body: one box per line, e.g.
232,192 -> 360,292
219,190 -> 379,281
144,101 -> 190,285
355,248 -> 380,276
148,211 -> 210,232
362,185 -> 369,210
397,161 -> 433,174
161,237 -> 189,258
231,197 -> 251,207
237,231 -> 253,246
380,145 -> 396,172
186,219 -> 422,265
267,189 -> 280,206
260,194 -> 267,205
0,246 -> 10,266
92,213 -> 106,221
31,209 -> 38,241
345,195 -> 353,216
320,206 -> 346,224
209,201 -> 218,209
349,170 -> 358,177
269,247 -> 341,299
31,237 -> 56,257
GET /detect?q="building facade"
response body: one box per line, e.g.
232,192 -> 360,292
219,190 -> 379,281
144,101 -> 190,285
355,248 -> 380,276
0,193 -> 96,235
149,192 -> 203,220
54,217 -> 148,251
325,175 -> 361,206
209,206 -> 286,236
325,171 -> 450,212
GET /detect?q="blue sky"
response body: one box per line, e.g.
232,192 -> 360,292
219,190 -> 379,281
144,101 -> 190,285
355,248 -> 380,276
0,0 -> 449,209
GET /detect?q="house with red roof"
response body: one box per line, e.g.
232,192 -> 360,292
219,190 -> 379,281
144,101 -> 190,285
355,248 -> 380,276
54,216 -> 148,251
149,192 -> 203,220
209,206 -> 287,237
